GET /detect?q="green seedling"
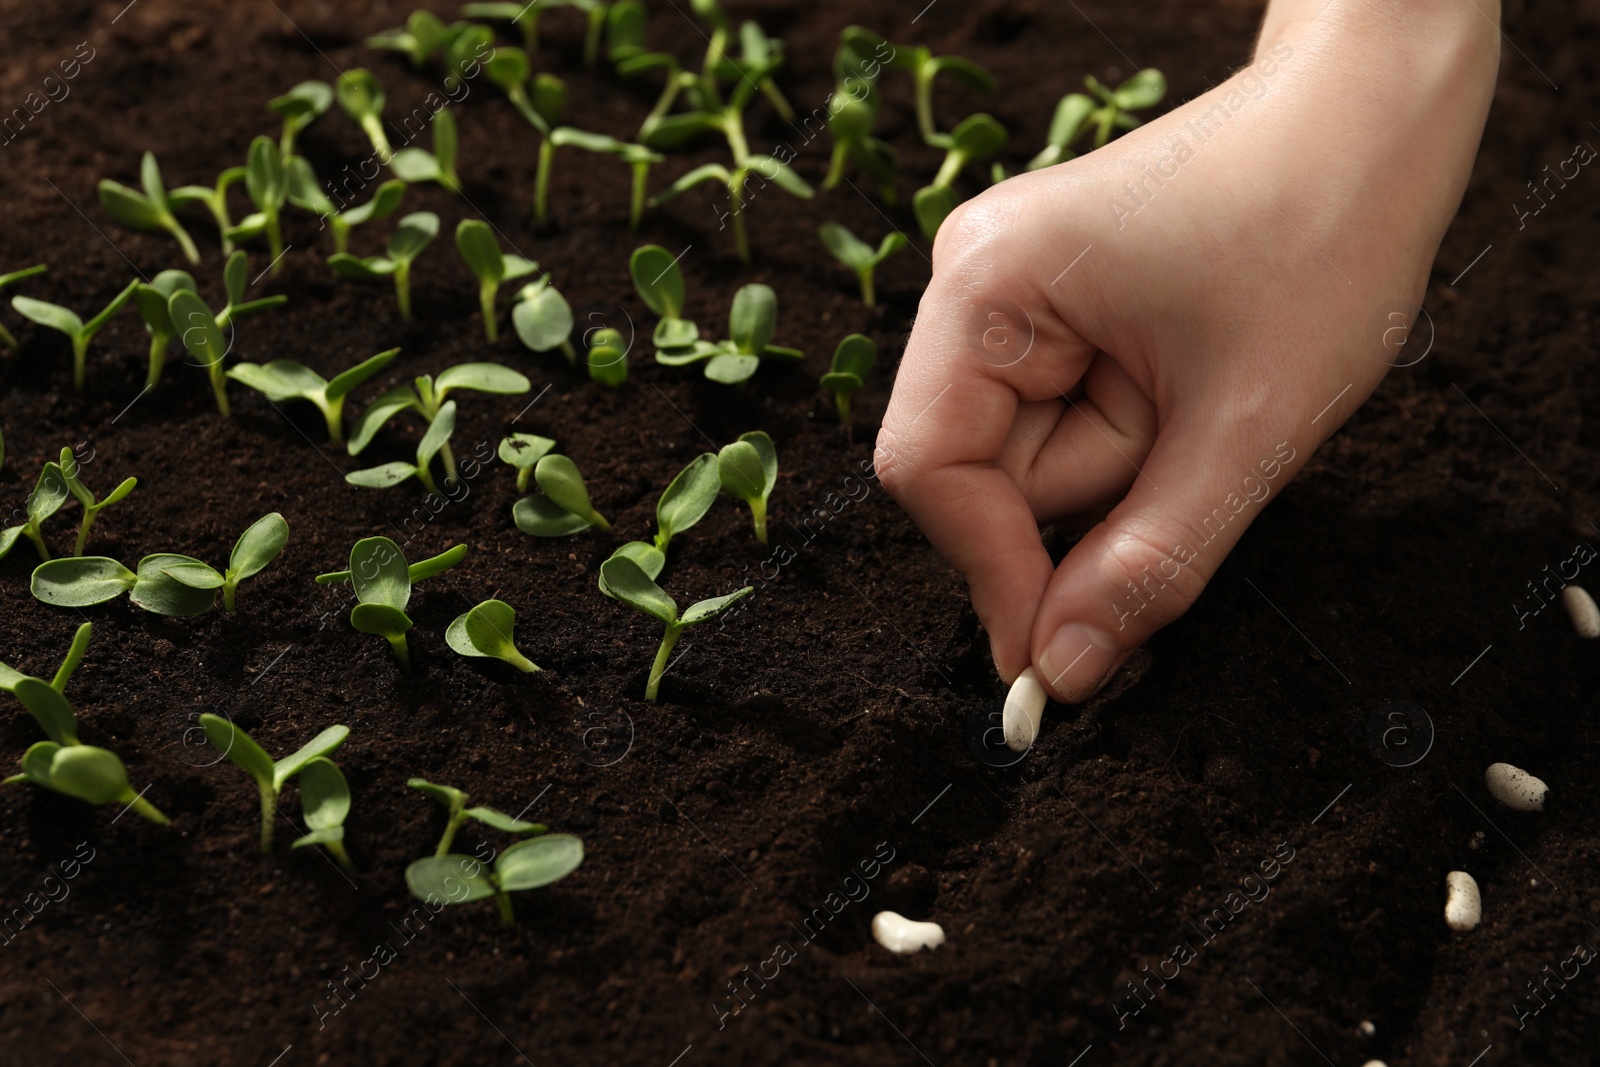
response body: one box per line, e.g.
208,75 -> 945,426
540,128 -> 662,229
630,245 -> 698,348
225,137 -> 290,269
717,431 -> 775,545
97,151 -> 201,263
57,447 -> 135,558
366,9 -> 450,68
511,277 -> 576,362
228,348 -> 398,443
348,361 -> 529,485
1082,70 -> 1166,152
268,79 -> 335,158
654,283 -> 803,386
285,159 -> 406,256
598,453 -> 718,595
328,211 -> 439,318
408,778 -> 547,858
336,69 -> 396,161
455,220 -> 539,341
0,264 -> 47,350
605,0 -> 646,63
0,621 -> 92,700
441,22 -> 496,87
467,0 -> 609,65
447,599 -> 541,672
498,433 -> 556,492
346,401 -> 456,495
169,166 -> 248,257
822,77 -> 898,199
0,461 -> 70,562
1028,92 -> 1095,171
485,45 -> 568,132
588,327 -> 627,386
914,113 -> 1008,240
649,152 -> 811,266
12,280 -> 140,391
820,333 -> 878,435
315,538 -> 467,672
599,555 -> 752,700
30,512 -> 289,615
818,223 -> 906,308
842,28 -> 995,147
389,107 -> 462,193
130,270 -> 197,387
513,453 -> 611,536
167,252 -> 290,415
199,714 -> 348,851
290,756 -> 356,874
6,738 -> 170,824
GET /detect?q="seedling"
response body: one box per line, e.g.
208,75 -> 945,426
540,128 -> 663,228
225,137 -> 290,269
513,454 -> 611,536
335,69 -> 396,161
818,223 -> 906,308
654,284 -> 803,386
286,159 -> 407,256
408,778 -> 547,857
588,327 -> 628,386
167,251 -> 290,414
820,333 -> 878,435
96,151 -> 201,263
0,460 -> 69,562
605,0 -> 647,63
511,277 -> 576,362
447,599 -> 541,672
348,361 -> 529,484
31,513 -> 289,615
227,347 -> 399,443
466,0 -> 609,65
599,556 -> 752,700
199,714 -> 349,851
1028,93 -> 1094,171
630,245 -> 698,348
0,621 -> 92,700
170,166 -> 248,256
268,79 -> 335,158
328,211 -> 439,318
12,280 -> 140,391
914,114 -> 1008,239
366,9 -> 450,68
840,28 -> 995,147
649,152 -> 812,266
130,270 -> 197,387
441,22 -> 496,87
346,401 -> 457,495
455,220 -> 539,341
389,107 -> 462,193
0,264 -> 47,350
6,738 -> 170,824
57,447 -> 135,558
484,44 -> 568,135
717,432 -> 775,545
498,433 -> 556,492
823,78 -> 898,199
314,537 -> 466,671
597,453 -> 718,596
290,756 -> 357,874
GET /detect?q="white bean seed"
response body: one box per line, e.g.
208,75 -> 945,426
871,911 -> 946,954
1002,667 -> 1047,752
1564,586 -> 1600,638
1445,870 -> 1481,931
1485,762 -> 1547,812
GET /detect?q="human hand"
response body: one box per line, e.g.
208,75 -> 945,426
876,0 -> 1499,705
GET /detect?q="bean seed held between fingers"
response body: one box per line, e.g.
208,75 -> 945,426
1002,667 -> 1047,752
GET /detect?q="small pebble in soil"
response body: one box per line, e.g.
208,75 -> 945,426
871,911 -> 945,954
1562,585 -> 1600,638
1359,1020 -> 1376,1037
1445,870 -> 1481,931
1002,667 -> 1047,751
1484,762 -> 1547,812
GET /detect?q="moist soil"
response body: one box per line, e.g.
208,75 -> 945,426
1,1 -> 1599,1065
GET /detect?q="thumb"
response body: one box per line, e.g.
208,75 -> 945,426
1030,409 -> 1302,702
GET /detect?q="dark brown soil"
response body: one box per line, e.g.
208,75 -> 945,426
1,1 -> 1598,1064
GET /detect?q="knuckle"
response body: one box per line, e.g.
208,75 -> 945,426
872,428 -> 912,498
931,187 -> 1024,272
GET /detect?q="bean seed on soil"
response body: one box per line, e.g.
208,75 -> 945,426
1484,762 -> 1547,812
871,911 -> 945,954
1444,871 -> 1481,932
1562,585 -> 1600,638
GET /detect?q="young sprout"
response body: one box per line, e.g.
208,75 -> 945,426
498,433 -> 556,492
226,137 -> 290,269
1027,93 -> 1095,171
588,327 -> 628,387
0,460 -> 69,562
96,151 -> 200,263
348,361 -> 529,484
485,45 -> 568,133
57,447 -> 135,558
540,128 -> 663,229
365,9 -> 450,68
655,283 -> 803,386
286,158 -> 407,256
914,114 -> 1008,240
315,538 -> 467,671
0,620 -> 93,700
389,107 -> 462,194
6,737 -> 170,824
818,223 -> 907,308
447,599 -> 541,672
130,270 -> 197,388
346,401 -> 456,495
649,152 -> 812,266
227,347 -> 399,443
336,69 -> 396,161
0,264 -> 47,351
841,28 -> 995,148
268,79 -> 335,158
599,556 -> 752,700
821,333 -> 878,435
605,0 -> 647,63
441,22 -> 496,87
467,0 -> 610,65
630,245 -> 698,348
823,78 -> 898,199
717,432 -> 775,545
1083,70 -> 1167,149
12,280 -> 140,391
328,211 -> 439,319
169,166 -> 248,256
513,454 -> 611,536
290,756 -> 356,875
455,220 -> 539,341
198,714 -> 348,851
597,453 -> 718,596
408,778 -> 547,858
167,251 -> 290,414
511,277 -> 576,362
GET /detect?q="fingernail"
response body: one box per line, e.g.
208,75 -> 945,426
1040,623 -> 1121,702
